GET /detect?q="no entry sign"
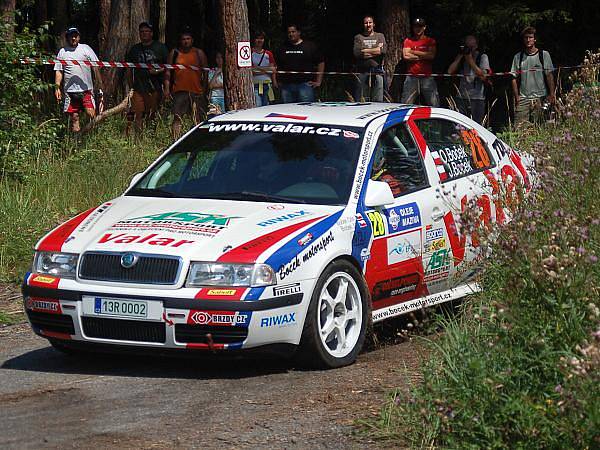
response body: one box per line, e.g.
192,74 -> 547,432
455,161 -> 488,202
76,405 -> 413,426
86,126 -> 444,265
237,41 -> 251,68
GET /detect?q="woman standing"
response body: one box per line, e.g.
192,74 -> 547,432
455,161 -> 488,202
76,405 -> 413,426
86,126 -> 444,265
251,31 -> 276,106
208,52 -> 225,113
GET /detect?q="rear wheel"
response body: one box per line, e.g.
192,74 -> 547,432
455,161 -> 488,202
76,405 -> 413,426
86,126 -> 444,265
298,259 -> 369,368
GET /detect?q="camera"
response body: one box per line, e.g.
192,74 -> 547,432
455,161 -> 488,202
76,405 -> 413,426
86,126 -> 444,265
460,45 -> 471,55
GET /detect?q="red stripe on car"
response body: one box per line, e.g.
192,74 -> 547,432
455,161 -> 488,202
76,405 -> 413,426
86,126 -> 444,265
217,216 -> 323,263
37,207 -> 96,252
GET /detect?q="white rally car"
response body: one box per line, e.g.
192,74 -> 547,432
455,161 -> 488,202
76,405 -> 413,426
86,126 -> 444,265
23,103 -> 532,368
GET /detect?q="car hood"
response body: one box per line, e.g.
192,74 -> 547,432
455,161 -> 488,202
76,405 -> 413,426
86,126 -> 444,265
40,196 -> 343,263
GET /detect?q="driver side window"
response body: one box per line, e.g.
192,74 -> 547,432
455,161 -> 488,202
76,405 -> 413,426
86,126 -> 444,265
370,124 -> 429,197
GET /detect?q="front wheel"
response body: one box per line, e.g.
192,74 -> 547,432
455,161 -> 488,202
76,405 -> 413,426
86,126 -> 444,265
297,259 -> 370,369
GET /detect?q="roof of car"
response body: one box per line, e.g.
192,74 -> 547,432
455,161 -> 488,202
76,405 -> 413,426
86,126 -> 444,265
209,102 -> 415,128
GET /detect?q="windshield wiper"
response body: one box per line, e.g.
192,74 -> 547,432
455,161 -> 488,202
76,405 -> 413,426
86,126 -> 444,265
204,191 -> 307,204
127,187 -> 182,198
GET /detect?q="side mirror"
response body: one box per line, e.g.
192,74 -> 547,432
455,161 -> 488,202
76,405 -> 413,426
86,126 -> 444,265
128,173 -> 143,190
364,180 -> 395,207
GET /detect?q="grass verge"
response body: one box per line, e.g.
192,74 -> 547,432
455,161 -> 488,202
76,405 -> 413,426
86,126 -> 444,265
0,113 -> 175,285
362,56 -> 600,448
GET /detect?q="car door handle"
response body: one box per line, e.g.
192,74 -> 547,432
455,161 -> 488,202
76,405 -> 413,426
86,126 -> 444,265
431,209 -> 445,222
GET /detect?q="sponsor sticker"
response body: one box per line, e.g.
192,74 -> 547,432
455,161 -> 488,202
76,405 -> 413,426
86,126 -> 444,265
31,275 -> 57,284
297,233 -> 313,246
343,130 -> 360,139
424,248 -> 451,283
77,202 -> 113,233
111,212 -> 239,238
426,227 -> 444,242
387,230 -> 422,265
258,210 -> 311,227
97,233 -> 195,247
26,297 -> 61,313
207,122 -> 343,136
206,289 -> 237,296
260,312 -> 296,327
372,273 -> 420,301
189,310 -> 251,326
360,248 -> 371,261
385,202 -> 421,233
277,231 -> 335,281
273,283 -> 301,297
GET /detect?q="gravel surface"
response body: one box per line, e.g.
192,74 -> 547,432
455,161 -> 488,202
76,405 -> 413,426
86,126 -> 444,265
0,284 -> 427,449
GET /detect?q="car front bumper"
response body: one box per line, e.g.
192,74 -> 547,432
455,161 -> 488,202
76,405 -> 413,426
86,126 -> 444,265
22,278 -> 307,352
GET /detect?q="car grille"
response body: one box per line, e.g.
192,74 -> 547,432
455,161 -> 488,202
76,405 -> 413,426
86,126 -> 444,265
79,252 -> 180,284
175,324 -> 248,344
82,317 -> 166,343
27,311 -> 75,335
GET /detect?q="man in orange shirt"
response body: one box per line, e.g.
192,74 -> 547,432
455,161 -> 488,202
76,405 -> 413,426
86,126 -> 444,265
400,18 -> 439,107
164,31 -> 208,138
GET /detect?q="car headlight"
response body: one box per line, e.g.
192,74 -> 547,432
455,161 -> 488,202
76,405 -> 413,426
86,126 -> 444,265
33,251 -> 79,279
186,262 -> 276,287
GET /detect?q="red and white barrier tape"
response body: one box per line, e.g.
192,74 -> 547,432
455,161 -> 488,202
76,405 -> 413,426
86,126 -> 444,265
17,57 -> 598,78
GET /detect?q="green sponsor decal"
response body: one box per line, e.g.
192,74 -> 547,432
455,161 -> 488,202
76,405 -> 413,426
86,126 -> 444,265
129,212 -> 239,226
426,248 -> 451,271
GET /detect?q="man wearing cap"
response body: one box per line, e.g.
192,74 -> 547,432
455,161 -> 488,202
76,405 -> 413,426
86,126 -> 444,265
400,18 -> 439,107
126,21 -> 168,133
54,27 -> 103,132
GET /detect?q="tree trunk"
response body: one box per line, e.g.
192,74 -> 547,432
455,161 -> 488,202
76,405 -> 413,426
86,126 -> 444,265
219,0 -> 255,110
0,0 -> 16,42
34,0 -> 47,27
48,0 -> 69,48
98,0 -> 111,56
102,0 -> 149,100
158,0 -> 166,43
378,0 -> 410,99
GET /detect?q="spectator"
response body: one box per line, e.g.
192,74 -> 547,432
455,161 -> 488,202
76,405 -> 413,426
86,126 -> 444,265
252,30 -> 276,107
447,35 -> 490,124
54,27 -> 103,132
353,15 -> 387,102
126,21 -> 168,133
208,52 -> 225,114
400,17 -> 439,107
274,24 -> 324,103
164,31 -> 208,138
510,26 -> 555,126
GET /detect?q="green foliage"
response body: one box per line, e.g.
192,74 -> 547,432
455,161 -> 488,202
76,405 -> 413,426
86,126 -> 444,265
0,18 -> 63,179
364,56 -> 600,448
0,114 -> 173,283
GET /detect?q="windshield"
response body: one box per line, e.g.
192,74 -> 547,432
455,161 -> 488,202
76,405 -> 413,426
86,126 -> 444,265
128,122 -> 364,205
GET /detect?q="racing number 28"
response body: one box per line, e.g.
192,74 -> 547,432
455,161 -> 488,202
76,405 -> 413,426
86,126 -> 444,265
367,211 -> 386,237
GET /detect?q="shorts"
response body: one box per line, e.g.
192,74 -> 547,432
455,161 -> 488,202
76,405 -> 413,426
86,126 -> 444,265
172,91 -> 207,121
131,91 -> 160,115
64,91 -> 95,113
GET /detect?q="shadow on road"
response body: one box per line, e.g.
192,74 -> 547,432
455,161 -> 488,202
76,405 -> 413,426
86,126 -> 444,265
1,344 -> 299,380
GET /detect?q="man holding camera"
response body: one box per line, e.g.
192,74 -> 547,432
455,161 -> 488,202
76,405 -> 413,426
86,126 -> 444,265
448,35 -> 490,124
400,17 -> 439,107
510,26 -> 555,126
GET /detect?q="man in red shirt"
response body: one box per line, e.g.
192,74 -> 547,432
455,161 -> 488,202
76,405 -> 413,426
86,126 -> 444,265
400,18 -> 439,107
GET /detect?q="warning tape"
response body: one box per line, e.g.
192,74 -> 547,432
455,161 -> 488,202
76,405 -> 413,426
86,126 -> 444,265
17,57 -> 598,78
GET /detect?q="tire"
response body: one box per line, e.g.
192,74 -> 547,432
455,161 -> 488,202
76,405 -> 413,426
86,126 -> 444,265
297,259 -> 370,369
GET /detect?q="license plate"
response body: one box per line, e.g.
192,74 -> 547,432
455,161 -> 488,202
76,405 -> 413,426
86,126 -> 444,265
93,297 -> 148,319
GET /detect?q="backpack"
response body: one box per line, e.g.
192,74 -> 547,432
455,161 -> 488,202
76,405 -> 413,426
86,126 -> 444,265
517,49 -> 549,92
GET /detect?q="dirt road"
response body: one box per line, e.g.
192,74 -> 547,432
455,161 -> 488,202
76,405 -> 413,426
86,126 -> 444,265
0,294 -> 426,449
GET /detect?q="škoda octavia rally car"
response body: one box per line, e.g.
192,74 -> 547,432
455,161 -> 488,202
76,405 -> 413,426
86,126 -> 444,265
23,102 -> 533,368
